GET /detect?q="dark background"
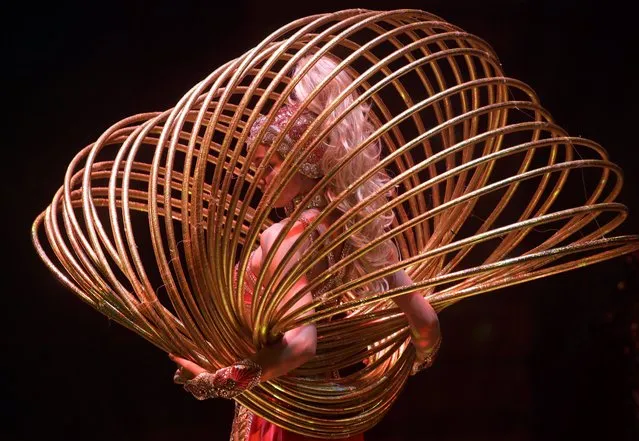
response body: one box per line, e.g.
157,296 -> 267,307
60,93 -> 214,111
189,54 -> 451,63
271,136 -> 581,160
3,0 -> 639,440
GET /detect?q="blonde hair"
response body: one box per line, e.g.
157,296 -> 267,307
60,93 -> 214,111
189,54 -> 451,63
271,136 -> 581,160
288,54 -> 398,296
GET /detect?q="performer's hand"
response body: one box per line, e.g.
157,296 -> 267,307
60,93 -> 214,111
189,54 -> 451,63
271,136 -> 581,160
169,353 -> 207,384
169,357 -> 262,400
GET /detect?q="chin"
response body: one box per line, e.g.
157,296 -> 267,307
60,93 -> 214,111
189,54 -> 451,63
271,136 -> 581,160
272,197 -> 291,208
272,190 -> 296,208
263,186 -> 297,208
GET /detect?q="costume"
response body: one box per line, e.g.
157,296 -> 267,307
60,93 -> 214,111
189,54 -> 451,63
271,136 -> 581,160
32,8 -> 639,439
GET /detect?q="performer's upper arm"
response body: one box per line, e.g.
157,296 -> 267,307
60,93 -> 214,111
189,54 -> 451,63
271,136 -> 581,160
258,221 -> 315,319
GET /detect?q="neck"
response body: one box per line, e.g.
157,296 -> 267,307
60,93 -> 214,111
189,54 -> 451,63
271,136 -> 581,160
284,192 -> 328,217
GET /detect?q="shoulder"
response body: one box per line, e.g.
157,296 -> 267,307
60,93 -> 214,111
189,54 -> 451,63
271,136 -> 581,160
257,217 -> 313,278
259,216 -> 311,256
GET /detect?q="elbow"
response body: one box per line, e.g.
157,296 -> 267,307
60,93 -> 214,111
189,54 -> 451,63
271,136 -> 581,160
283,323 -> 317,363
300,324 -> 317,360
294,323 -> 317,362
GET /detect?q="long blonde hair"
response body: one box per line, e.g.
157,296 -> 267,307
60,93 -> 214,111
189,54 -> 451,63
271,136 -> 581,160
288,54 -> 398,296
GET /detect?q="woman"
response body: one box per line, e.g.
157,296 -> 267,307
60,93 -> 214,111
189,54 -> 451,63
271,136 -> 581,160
170,54 -> 441,440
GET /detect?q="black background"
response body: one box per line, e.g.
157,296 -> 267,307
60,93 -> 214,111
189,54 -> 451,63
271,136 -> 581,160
3,0 -> 639,440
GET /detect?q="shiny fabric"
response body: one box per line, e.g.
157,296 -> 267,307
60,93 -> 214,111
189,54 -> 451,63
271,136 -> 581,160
247,415 -> 365,441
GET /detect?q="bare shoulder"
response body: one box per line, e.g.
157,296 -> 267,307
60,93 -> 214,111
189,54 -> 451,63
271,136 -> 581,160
259,218 -> 308,255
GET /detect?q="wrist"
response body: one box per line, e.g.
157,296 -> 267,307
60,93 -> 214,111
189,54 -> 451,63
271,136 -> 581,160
183,358 -> 262,400
409,325 -> 442,376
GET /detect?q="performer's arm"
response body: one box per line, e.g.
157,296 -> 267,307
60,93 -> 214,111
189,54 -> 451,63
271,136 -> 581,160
250,221 -> 317,382
171,221 -> 317,398
390,269 -> 439,329
248,318 -> 316,383
389,268 -> 442,374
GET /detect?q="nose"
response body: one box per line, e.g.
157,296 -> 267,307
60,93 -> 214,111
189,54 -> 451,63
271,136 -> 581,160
260,168 -> 274,189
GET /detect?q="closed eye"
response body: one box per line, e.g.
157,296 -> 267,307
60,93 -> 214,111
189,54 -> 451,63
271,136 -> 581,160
253,157 -> 276,172
251,156 -> 271,190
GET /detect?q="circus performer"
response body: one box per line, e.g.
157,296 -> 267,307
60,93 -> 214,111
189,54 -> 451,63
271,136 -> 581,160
32,8 -> 639,441
170,54 -> 442,441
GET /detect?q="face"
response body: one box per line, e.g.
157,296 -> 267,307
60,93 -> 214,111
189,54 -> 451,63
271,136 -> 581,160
252,143 -> 312,208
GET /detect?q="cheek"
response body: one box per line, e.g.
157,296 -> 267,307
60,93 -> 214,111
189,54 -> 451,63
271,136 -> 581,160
275,173 -> 299,198
281,172 -> 300,190
291,172 -> 306,189
267,167 -> 279,184
261,165 -> 274,182
267,166 -> 300,193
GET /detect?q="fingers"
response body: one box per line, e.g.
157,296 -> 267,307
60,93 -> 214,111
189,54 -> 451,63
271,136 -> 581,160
168,353 -> 207,376
173,367 -> 188,384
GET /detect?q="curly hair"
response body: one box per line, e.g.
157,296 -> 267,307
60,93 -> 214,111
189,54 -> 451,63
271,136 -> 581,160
288,54 -> 398,296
